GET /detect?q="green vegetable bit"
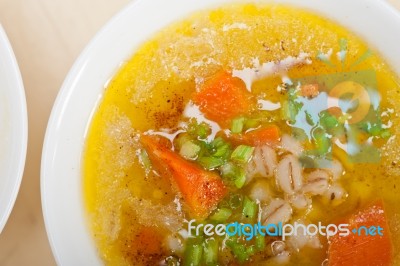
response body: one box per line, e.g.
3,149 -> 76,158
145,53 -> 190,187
209,208 -> 232,222
242,196 -> 257,220
234,171 -> 247,189
231,145 -> 255,164
244,118 -> 260,130
226,238 -> 249,263
231,117 -> 246,134
179,141 -> 201,160
313,128 -> 331,155
203,238 -> 218,265
209,137 -> 232,159
139,149 -> 152,172
220,162 -> 246,188
255,235 -> 266,251
184,238 -> 204,266
188,119 -> 211,139
198,156 -> 224,170
319,111 -> 339,130
229,194 -> 243,209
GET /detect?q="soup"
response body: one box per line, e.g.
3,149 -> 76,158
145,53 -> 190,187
83,4 -> 400,265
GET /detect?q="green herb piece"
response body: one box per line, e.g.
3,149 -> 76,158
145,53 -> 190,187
255,235 -> 265,251
175,133 -> 193,150
229,194 -> 243,209
203,238 -> 218,265
220,162 -> 238,179
234,171 -> 247,189
231,145 -> 255,164
209,208 -> 232,222
242,196 -> 257,220
139,149 -> 152,172
188,119 -> 211,139
305,110 -> 315,126
220,162 -> 246,188
319,111 -> 339,130
244,118 -> 260,130
184,238 -> 203,266
209,137 -> 232,159
179,141 -> 201,160
210,137 -> 226,148
198,156 -> 224,170
231,117 -> 246,134
226,238 -> 249,263
313,128 -> 331,154
246,245 -> 256,256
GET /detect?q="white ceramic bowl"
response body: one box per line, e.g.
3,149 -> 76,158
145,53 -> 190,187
41,0 -> 400,264
0,25 -> 27,233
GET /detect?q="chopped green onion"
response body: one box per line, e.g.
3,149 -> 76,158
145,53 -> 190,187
213,143 -> 231,158
184,238 -> 203,266
198,156 -> 224,170
255,235 -> 266,251
226,238 -> 249,263
188,120 -> 211,139
234,171 -> 246,189
209,208 -> 232,222
229,194 -> 243,209
244,118 -> 260,130
203,238 -> 218,265
246,245 -> 256,256
139,150 -> 152,171
305,110 -> 314,126
175,133 -> 193,150
231,117 -> 245,134
281,98 -> 302,123
242,197 -> 257,220
313,128 -> 330,154
320,111 -> 339,130
231,145 -> 254,164
220,162 -> 246,188
179,141 -> 201,160
211,137 -> 226,148
220,162 -> 237,180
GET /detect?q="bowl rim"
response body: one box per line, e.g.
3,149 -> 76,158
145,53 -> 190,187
41,0 -> 400,264
0,24 -> 28,233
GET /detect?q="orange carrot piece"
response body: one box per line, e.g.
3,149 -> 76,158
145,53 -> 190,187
141,135 -> 227,219
243,126 -> 280,146
226,125 -> 280,147
328,200 -> 393,266
193,71 -> 256,126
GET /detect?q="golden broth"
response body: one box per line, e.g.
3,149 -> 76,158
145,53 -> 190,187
83,4 -> 400,265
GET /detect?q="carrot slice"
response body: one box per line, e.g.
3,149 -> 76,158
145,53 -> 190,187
141,135 -> 227,219
243,126 -> 280,146
226,125 -> 280,147
328,199 -> 393,266
193,71 -> 256,127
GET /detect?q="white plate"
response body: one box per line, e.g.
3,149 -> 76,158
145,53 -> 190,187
0,25 -> 28,233
41,0 -> 400,264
